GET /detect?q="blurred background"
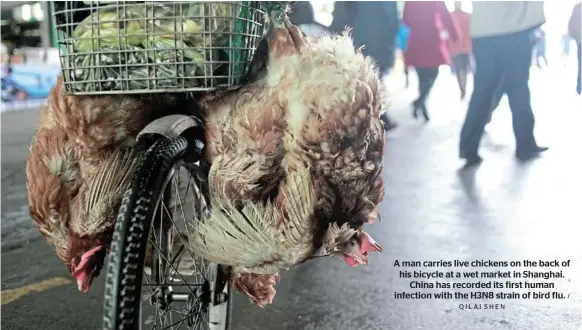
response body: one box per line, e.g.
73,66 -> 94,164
2,1 -> 582,330
1,1 -> 59,109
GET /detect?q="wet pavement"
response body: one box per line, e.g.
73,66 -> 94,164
2,67 -> 582,330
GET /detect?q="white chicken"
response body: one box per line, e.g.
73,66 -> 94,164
188,19 -> 387,307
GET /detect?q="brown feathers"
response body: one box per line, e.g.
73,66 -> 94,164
204,87 -> 287,202
27,127 -> 77,261
204,29 -> 386,229
46,78 -> 181,161
26,76 -> 186,277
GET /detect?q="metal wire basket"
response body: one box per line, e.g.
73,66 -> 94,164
52,1 -> 266,95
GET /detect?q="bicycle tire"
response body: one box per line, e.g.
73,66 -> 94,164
102,135 -> 231,330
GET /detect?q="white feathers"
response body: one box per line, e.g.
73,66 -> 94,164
187,166 -> 316,273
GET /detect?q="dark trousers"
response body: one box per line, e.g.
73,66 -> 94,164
491,75 -> 507,111
487,75 -> 507,123
415,67 -> 439,105
460,30 -> 537,156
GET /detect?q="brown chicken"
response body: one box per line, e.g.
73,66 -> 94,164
189,19 -> 387,307
26,79 -> 190,292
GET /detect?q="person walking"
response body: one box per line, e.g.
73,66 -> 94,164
350,1 -> 400,76
403,1 -> 460,121
568,2 -> 581,95
448,1 -> 472,99
487,27 -> 549,126
459,2 -> 548,166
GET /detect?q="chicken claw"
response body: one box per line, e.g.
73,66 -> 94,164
284,17 -> 307,53
269,19 -> 307,59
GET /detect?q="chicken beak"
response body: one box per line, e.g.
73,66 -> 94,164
77,277 -> 92,293
72,245 -> 104,293
368,241 -> 383,252
361,232 -> 383,252
77,279 -> 85,292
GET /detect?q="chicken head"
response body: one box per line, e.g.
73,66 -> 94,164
70,243 -> 107,292
337,232 -> 382,267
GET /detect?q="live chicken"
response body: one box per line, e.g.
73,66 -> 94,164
26,79 -> 191,292
189,19 -> 387,307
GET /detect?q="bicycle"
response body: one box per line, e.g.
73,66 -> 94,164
103,121 -> 231,330
52,1 -> 271,328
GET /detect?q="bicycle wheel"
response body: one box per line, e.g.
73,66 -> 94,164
103,134 -> 232,330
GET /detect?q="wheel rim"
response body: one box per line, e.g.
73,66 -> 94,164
140,161 -> 229,330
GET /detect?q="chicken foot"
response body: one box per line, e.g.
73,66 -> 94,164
269,17 -> 308,60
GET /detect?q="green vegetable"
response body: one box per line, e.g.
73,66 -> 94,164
66,1 -> 262,92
